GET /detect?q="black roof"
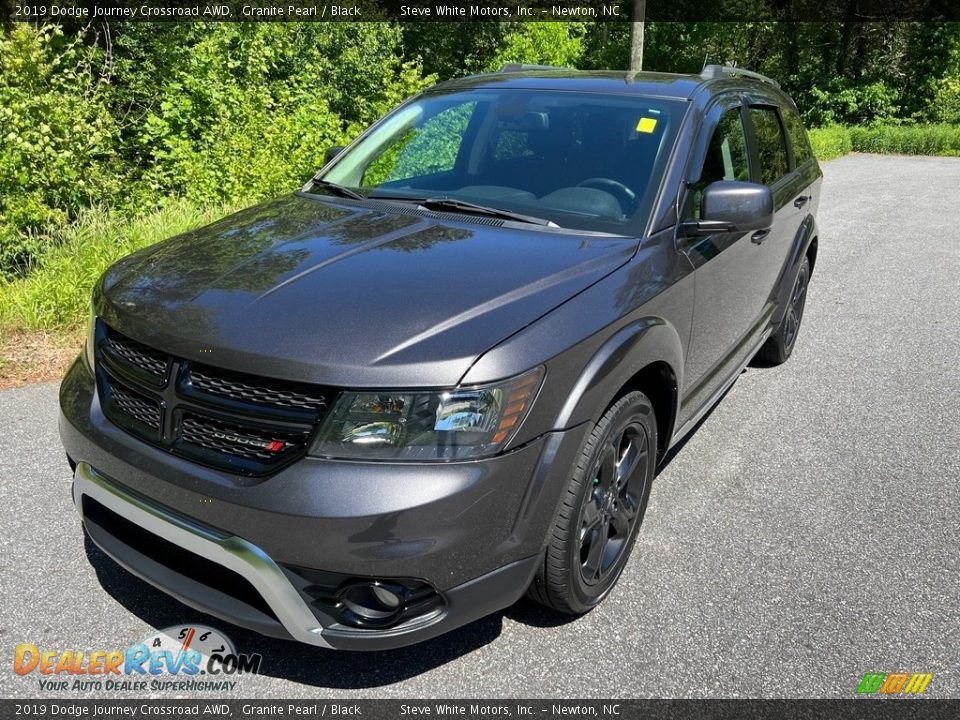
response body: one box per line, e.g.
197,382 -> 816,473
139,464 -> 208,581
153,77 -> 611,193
431,68 -> 782,102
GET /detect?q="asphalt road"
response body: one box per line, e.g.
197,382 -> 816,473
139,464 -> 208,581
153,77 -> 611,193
2,154 -> 958,700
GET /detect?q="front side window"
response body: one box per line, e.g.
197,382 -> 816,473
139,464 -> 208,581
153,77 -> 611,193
685,106 -> 749,220
320,89 -> 687,233
750,106 -> 789,185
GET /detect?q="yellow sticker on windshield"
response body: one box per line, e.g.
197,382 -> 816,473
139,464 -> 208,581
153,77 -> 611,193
636,117 -> 658,133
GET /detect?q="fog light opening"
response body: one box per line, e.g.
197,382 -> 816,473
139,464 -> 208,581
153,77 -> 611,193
339,582 -> 404,626
371,583 -> 402,609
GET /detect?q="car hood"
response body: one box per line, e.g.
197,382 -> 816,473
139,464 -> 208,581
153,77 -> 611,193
96,194 -> 636,387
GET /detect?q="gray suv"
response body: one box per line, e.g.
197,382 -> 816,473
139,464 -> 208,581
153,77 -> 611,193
60,64 -> 821,650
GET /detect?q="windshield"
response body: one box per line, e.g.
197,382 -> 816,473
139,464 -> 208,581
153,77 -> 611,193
318,88 -> 687,234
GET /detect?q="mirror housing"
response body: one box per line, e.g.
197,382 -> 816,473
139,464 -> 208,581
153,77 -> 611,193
684,180 -> 774,236
324,146 -> 345,165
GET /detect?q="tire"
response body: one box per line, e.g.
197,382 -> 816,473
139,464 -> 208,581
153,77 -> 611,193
528,391 -> 657,615
758,256 -> 810,365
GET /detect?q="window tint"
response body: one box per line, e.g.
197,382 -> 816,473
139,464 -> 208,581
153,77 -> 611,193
782,109 -> 813,167
686,107 -> 749,219
750,107 -> 789,185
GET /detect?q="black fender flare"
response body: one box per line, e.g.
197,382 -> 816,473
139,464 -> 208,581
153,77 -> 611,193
554,317 -> 684,446
773,215 -> 818,325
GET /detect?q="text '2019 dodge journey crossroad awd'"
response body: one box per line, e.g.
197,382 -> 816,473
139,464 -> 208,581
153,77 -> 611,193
60,64 -> 821,650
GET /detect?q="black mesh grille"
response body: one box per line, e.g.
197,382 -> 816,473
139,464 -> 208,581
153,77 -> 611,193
109,382 -> 162,430
96,323 -> 330,476
105,330 -> 168,379
180,413 -> 309,461
190,364 -> 327,412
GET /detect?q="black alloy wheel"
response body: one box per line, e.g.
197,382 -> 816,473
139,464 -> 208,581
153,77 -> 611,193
528,391 -> 657,614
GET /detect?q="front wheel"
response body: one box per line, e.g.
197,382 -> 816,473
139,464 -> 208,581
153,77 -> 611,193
527,391 -> 657,615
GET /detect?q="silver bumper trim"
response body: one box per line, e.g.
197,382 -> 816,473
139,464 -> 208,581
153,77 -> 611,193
72,461 -> 332,648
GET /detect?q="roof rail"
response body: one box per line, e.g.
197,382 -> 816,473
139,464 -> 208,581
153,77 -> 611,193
498,63 -> 570,73
700,64 -> 780,89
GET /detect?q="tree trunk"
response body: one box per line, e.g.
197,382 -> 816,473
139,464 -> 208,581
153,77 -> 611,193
630,1 -> 646,71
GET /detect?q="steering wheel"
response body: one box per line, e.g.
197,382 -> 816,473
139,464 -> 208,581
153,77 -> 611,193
576,178 -> 637,213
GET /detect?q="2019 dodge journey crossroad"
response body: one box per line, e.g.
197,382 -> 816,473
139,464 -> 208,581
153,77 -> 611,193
60,64 -> 821,650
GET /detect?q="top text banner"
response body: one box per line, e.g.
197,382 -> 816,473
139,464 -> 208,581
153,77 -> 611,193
7,0 -> 960,22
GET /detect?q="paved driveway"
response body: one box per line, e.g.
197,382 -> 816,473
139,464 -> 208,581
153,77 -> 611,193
1,154 -> 958,699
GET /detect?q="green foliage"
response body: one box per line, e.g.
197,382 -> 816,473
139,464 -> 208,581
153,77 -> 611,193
804,79 -> 900,127
486,23 -> 587,71
934,76 -> 960,124
137,24 -> 431,205
806,123 -> 960,160
580,22 -> 960,129
0,200 -> 244,332
402,22 -> 586,79
848,124 -> 960,156
402,23 -> 511,78
808,125 -> 853,161
932,39 -> 960,124
0,23 -> 432,279
0,25 -> 120,277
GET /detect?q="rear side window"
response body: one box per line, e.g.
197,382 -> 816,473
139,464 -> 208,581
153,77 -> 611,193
750,107 -> 789,185
782,109 -> 813,167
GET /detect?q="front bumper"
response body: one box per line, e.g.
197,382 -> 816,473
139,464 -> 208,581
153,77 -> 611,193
60,358 -> 588,650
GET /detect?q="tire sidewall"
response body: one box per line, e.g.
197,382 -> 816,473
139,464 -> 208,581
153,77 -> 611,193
566,392 -> 657,612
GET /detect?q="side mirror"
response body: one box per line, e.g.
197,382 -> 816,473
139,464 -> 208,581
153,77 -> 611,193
684,180 -> 773,236
324,146 -> 344,165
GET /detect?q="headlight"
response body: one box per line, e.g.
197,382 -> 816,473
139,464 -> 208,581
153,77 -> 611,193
310,367 -> 544,461
83,309 -> 97,371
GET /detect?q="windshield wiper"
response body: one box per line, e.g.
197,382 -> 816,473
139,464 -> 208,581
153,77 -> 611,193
310,179 -> 366,201
372,194 -> 555,227
418,197 -> 556,226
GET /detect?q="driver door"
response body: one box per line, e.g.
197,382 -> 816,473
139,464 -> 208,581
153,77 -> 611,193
679,96 -> 772,420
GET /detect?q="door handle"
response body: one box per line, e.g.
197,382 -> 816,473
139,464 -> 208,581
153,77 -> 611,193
794,195 -> 809,209
751,229 -> 770,244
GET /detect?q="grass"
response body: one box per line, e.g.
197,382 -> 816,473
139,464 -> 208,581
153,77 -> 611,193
809,122 -> 960,161
848,123 -> 960,156
0,198 -> 243,388
809,124 -> 854,161
0,199 -> 242,333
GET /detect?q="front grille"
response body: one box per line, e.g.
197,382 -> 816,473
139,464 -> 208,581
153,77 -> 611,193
105,329 -> 168,381
180,413 -> 309,461
95,322 -> 331,476
110,381 -> 162,430
190,364 -> 327,412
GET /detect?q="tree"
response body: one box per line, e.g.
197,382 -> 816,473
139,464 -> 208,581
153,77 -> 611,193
630,0 -> 646,71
